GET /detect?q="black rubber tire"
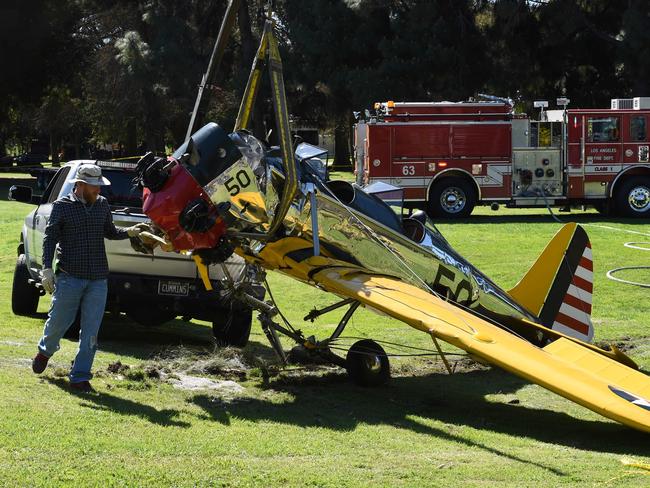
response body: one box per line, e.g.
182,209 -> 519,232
126,306 -> 177,327
212,307 -> 253,348
12,254 -> 40,316
427,177 -> 476,219
346,339 -> 390,387
593,200 -> 612,216
615,177 -> 650,218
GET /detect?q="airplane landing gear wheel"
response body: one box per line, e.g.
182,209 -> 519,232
346,339 -> 390,387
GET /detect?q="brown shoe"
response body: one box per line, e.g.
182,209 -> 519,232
32,352 -> 50,374
69,381 -> 95,393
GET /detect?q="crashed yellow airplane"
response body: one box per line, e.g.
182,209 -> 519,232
132,122 -> 650,434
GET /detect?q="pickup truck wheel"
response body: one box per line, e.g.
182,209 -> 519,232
615,177 -> 650,217
428,178 -> 476,219
12,254 -> 40,315
126,307 -> 177,327
212,307 -> 253,348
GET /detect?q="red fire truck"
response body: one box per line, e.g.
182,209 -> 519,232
354,96 -> 650,218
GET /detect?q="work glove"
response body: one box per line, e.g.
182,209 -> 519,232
41,268 -> 55,294
126,223 -> 149,237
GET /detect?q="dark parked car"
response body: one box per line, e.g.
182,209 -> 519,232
0,154 -> 15,168
14,153 -> 48,166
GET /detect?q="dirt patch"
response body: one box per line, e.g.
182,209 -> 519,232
165,373 -> 245,393
107,360 -> 130,374
99,346 -> 262,393
594,336 -> 649,353
146,345 -> 257,381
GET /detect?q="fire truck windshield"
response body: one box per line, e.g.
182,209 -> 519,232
587,116 -> 620,142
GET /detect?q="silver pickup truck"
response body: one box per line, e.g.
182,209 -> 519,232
9,160 -> 264,346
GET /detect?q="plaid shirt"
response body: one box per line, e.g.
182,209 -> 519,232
43,192 -> 129,279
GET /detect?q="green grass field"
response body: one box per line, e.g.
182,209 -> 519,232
1,176 -> 650,486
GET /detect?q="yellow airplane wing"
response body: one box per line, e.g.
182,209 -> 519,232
282,256 -> 650,433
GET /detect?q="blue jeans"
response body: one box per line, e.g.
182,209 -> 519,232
38,273 -> 107,383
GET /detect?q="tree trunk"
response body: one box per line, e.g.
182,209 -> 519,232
125,119 -> 137,155
50,132 -> 60,166
74,136 -> 80,159
333,112 -> 352,169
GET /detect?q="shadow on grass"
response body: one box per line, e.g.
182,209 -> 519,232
95,315 -> 217,360
190,367 -> 650,465
45,377 -> 190,428
437,212 -> 649,226
25,309 -> 224,360
95,314 -> 278,361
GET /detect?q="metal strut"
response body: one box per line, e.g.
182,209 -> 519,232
259,312 -> 287,364
303,298 -> 360,343
235,15 -> 297,237
214,252 -> 356,366
304,298 -> 356,322
185,0 -> 241,141
431,333 -> 453,375
330,301 -> 360,341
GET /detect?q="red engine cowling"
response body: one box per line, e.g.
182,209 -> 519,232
142,161 -> 226,250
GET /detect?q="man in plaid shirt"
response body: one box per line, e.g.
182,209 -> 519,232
31,164 -> 144,392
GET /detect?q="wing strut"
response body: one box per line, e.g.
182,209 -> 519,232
431,334 -> 453,375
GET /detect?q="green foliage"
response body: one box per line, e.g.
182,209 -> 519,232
3,0 -> 650,158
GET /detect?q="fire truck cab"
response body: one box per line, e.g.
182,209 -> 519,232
355,97 -> 650,218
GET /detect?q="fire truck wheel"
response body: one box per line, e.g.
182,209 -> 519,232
428,178 -> 476,219
615,177 -> 650,218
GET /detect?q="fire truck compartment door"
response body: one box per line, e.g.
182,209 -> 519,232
512,148 -> 563,197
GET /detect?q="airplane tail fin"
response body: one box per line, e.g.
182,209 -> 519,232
508,223 -> 594,342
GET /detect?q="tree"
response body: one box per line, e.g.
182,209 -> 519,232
618,0 -> 650,96
0,0 -> 86,157
36,86 -> 84,164
4,0 -> 649,164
